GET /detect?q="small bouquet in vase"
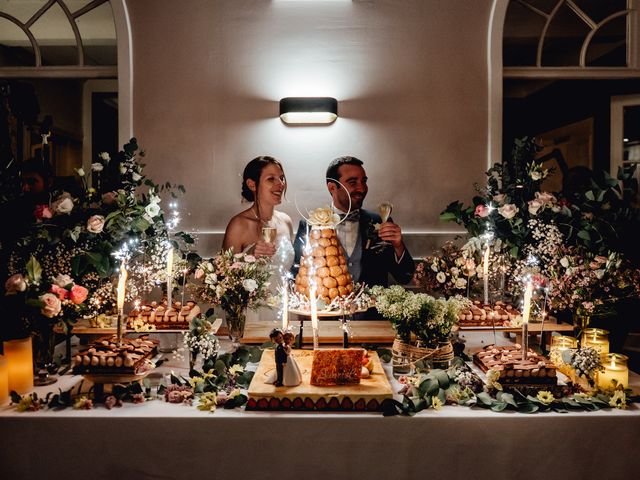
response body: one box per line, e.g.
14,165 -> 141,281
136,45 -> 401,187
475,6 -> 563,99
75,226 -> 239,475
194,250 -> 272,346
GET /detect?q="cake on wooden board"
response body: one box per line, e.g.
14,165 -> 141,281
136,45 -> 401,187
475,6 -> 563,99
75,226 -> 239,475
246,349 -> 392,411
473,345 -> 557,386
72,335 -> 158,375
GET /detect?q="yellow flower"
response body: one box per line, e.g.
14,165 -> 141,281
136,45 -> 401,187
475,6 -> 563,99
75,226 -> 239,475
201,369 -> 215,380
486,369 -> 502,391
536,390 -> 555,405
229,364 -> 244,376
609,390 -> 626,409
16,396 -> 33,412
188,376 -> 204,388
197,392 -> 218,412
431,396 -> 444,411
229,388 -> 241,399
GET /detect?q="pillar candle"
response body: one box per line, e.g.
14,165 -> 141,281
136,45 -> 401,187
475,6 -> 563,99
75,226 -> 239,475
483,245 -> 490,305
0,355 -> 8,406
597,353 -> 628,390
282,286 -> 289,331
3,338 -> 34,395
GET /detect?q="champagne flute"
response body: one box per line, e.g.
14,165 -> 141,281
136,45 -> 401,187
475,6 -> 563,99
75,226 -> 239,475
379,201 -> 393,223
261,220 -> 277,244
378,201 -> 393,249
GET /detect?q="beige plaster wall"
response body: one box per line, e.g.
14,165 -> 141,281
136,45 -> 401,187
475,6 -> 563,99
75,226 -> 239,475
128,0 -> 492,257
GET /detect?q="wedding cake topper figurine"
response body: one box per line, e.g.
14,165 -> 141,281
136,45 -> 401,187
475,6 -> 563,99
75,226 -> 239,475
269,328 -> 287,387
267,328 -> 302,387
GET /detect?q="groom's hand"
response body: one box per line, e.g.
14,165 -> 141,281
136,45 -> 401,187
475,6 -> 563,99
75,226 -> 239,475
378,222 -> 405,257
254,240 -> 276,258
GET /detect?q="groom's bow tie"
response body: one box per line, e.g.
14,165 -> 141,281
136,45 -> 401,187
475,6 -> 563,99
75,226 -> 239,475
340,209 -> 361,223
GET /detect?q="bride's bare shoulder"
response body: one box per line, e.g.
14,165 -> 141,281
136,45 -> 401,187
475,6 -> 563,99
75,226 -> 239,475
223,208 -> 256,249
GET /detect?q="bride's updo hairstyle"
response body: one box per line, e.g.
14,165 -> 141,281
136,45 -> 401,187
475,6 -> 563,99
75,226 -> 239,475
241,155 -> 287,202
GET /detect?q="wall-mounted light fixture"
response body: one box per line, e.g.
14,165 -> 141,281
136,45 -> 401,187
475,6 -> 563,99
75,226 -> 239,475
279,97 -> 338,125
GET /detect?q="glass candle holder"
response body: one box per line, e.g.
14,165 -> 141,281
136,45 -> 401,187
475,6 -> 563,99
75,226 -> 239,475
597,353 -> 629,390
549,335 -> 578,377
581,328 -> 609,358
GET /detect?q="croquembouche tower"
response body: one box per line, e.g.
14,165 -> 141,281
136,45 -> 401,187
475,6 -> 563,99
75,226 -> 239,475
294,207 -> 354,304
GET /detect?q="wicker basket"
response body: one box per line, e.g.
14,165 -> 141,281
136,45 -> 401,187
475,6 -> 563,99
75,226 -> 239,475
391,337 -> 454,369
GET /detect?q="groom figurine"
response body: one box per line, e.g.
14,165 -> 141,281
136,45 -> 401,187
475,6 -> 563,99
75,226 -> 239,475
269,328 -> 286,387
292,156 -> 415,288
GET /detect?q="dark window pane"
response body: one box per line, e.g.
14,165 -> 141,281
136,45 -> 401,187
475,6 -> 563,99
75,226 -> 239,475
586,15 -> 627,67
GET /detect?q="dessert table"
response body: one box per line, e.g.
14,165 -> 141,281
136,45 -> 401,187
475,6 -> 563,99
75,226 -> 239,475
1,336 -> 639,480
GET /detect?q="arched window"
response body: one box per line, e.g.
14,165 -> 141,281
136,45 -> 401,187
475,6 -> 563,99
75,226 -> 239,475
504,0 -> 639,76
0,0 -> 117,77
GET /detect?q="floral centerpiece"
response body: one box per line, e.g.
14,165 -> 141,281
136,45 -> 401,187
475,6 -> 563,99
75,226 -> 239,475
439,137 -> 640,328
413,242 -> 477,296
2,138 -> 194,339
194,250 -> 272,346
371,285 -> 470,370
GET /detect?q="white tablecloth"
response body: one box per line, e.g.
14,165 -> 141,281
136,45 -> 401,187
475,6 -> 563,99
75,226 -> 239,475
1,335 -> 639,480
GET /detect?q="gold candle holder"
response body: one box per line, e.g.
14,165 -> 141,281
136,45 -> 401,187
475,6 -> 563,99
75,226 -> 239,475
581,328 -> 609,358
549,335 -> 578,377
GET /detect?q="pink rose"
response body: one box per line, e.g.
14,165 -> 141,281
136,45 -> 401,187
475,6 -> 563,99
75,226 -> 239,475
70,285 -> 89,304
474,205 -> 490,218
5,274 -> 27,294
39,293 -> 62,318
50,284 -> 69,300
101,191 -> 118,205
194,268 -> 205,280
34,205 -> 53,221
86,215 -> 105,234
498,204 -> 519,220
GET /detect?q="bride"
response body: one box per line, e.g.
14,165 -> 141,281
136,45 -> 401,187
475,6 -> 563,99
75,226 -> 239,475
222,155 -> 295,286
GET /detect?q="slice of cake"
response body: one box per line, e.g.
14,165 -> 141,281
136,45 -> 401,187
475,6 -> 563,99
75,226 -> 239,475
310,348 -> 365,386
72,335 -> 158,375
473,345 -> 557,386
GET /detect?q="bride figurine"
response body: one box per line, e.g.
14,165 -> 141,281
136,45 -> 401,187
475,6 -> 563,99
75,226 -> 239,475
282,332 -> 302,386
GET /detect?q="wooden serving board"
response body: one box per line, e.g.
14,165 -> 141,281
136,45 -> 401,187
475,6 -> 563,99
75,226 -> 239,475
242,318 -> 396,344
247,349 -> 393,411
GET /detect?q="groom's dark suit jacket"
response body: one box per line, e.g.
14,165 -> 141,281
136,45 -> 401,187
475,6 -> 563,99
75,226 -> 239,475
291,209 -> 415,288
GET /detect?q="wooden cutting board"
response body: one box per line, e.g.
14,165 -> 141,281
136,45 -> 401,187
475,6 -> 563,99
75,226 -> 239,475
242,318 -> 396,344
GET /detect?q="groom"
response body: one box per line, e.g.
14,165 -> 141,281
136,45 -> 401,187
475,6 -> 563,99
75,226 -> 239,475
292,156 -> 415,288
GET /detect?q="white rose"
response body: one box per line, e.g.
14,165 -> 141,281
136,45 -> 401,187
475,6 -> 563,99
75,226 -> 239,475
91,162 -> 104,172
560,257 -> 569,268
242,279 -> 258,292
436,272 -> 446,283
51,193 -> 74,215
493,194 -> 505,204
455,277 -> 467,289
145,202 -> 161,218
53,274 -> 73,287
530,171 -> 542,181
75,167 -> 85,177
39,293 -> 62,318
450,267 -> 459,276
535,191 -> 556,205
498,204 -> 519,220
5,274 -> 27,294
132,172 -> 142,182
528,198 -> 544,216
99,152 -> 110,162
86,215 -> 105,234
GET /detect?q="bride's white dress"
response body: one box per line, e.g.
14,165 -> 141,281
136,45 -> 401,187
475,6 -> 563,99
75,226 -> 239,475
265,345 -> 302,386
244,226 -> 295,323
